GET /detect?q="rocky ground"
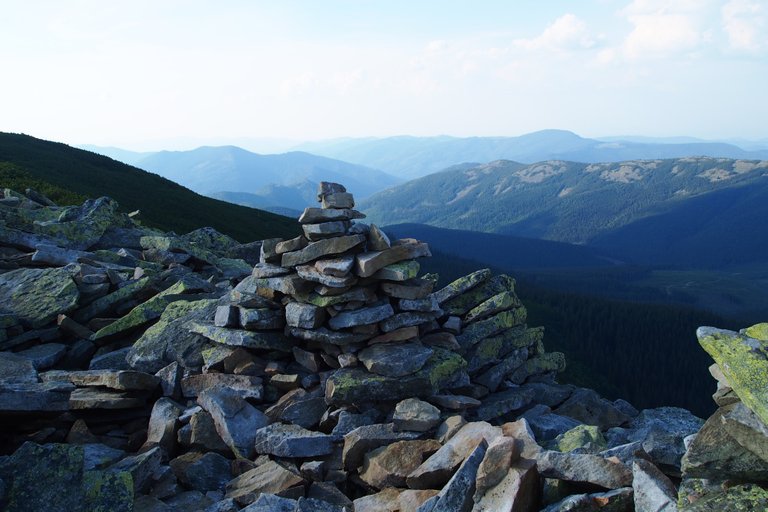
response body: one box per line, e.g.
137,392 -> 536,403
0,182 -> 767,511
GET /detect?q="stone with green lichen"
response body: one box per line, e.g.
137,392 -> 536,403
465,291 -> 522,324
30,197 -> 133,250
682,403 -> 768,481
92,275 -> 213,340
215,257 -> 253,279
509,352 -> 566,384
432,268 -> 492,305
140,235 -> 220,265
0,442 -> 134,512
180,226 -> 241,255
127,298 -> 219,374
372,260 -> 420,281
442,274 -> 516,316
0,266 -> 79,328
73,276 -> 157,323
188,322 -> 293,352
466,327 -> 543,374
742,322 -> 768,341
681,483 -> 768,511
325,368 -> 433,406
455,307 -> 527,349
293,286 -> 376,308
417,347 -> 468,389
696,325 -> 768,427
554,425 -> 607,453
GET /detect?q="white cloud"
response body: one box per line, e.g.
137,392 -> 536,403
515,14 -> 596,51
722,0 -> 766,52
620,0 -> 710,59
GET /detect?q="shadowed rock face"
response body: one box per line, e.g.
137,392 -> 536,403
4,183 -> 765,510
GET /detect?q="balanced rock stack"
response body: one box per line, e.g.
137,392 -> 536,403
7,182 -> 758,511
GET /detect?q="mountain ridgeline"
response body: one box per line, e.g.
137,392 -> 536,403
361,157 -> 768,270
294,129 -> 768,179
0,132 -> 299,242
114,145 -> 401,207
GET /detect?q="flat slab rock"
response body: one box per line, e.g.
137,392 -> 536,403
253,423 -> 335,458
358,342 -> 434,378
41,369 -> 160,391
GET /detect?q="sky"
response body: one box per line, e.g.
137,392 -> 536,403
1,0 -> 766,151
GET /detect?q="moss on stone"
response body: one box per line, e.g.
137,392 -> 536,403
743,323 -> 768,341
555,424 -> 607,453
419,348 -> 467,389
0,267 -> 79,328
697,326 -> 768,427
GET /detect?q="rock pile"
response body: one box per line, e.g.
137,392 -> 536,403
0,182 -> 764,511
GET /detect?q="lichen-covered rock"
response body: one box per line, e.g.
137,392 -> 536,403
0,266 -> 79,328
697,325 -> 768,427
358,342 -> 434,378
127,299 -> 219,373
555,425 -> 608,454
0,442 -> 133,512
432,268 -> 492,305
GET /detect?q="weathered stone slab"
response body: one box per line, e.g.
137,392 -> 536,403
432,268 -> 492,305
69,388 -> 145,409
372,260 -> 420,281
248,274 -> 315,295
253,424 -> 335,458
0,351 -> 38,384
354,242 -> 431,278
285,302 -> 326,329
302,221 -> 350,241
41,369 -> 160,390
0,381 -> 73,411
144,397 -> 185,453
342,423 -> 422,471
379,311 -> 436,333
296,264 -> 357,288
225,460 -> 303,506
368,326 -> 419,345
325,368 -> 433,406
239,307 -> 284,330
465,291 -> 521,324
181,373 -> 263,400
189,323 -> 293,352
697,325 -> 768,426
473,348 -> 527,392
198,387 -> 270,459
252,263 -> 292,278
360,439 -> 442,489
381,278 -> 435,300
509,352 -> 566,384
287,326 -> 371,346
354,489 -> 439,512
0,266 -> 79,328
407,421 -> 501,489
281,234 -> 366,268
321,192 -> 355,209
632,459 -> 676,512
393,398 -> 441,432
426,440 -> 487,512
298,207 -> 365,224
475,387 -> 535,421
73,276 -> 156,323
16,343 -> 67,370
456,307 -> 527,349
328,302 -> 394,330
358,342 -> 434,377
293,286 -> 376,307
536,450 -> 633,489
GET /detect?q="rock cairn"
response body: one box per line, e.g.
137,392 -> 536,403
1,182 -> 764,511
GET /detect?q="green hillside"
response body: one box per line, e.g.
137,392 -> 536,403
0,132 -> 299,242
361,157 -> 768,269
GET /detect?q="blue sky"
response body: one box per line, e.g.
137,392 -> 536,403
1,0 -> 766,150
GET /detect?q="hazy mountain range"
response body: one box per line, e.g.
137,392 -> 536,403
361,157 -> 768,270
293,129 -> 768,179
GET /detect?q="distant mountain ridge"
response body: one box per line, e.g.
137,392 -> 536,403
294,129 -> 768,179
0,133 -> 298,242
100,145 -> 401,201
360,157 -> 768,269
